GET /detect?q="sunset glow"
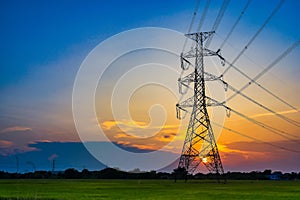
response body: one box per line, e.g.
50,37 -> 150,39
0,0 -> 299,173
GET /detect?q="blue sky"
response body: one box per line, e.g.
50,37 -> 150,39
0,0 -> 196,87
0,0 -> 300,172
1,0 -> 299,87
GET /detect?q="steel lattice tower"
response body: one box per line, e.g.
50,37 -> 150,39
176,31 -> 224,179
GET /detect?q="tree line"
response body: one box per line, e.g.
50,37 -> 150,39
0,168 -> 299,180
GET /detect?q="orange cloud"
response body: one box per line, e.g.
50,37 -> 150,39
116,141 -> 157,151
101,119 -> 180,131
114,133 -> 133,139
29,140 -> 52,144
218,143 -> 265,162
154,132 -> 177,142
216,140 -> 300,171
99,119 -> 183,153
101,120 -> 147,130
101,120 -> 118,130
223,140 -> 300,153
130,144 -> 158,151
0,140 -> 13,148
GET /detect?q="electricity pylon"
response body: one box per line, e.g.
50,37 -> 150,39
176,31 -> 225,180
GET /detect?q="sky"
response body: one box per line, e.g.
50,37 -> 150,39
0,0 -> 300,173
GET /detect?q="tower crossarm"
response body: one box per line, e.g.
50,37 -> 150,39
176,96 -> 194,120
182,47 -> 224,59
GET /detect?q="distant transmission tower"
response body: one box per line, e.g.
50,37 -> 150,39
15,155 -> 19,173
52,159 -> 56,172
176,31 -> 225,180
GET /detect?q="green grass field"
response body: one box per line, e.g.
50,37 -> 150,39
0,179 -> 299,199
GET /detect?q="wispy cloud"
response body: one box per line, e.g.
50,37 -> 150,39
117,141 -> 157,151
101,120 -> 147,130
101,120 -> 180,131
100,119 -> 181,152
101,119 -> 180,139
218,140 -> 300,171
0,128 -> 44,155
0,126 -> 32,133
114,133 -> 133,139
0,140 -> 13,148
218,143 -> 265,161
250,108 -> 300,118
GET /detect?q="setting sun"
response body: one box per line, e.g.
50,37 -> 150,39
202,157 -> 208,164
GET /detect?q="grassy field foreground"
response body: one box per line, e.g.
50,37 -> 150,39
0,179 -> 299,199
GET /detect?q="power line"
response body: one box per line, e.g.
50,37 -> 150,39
219,0 -> 252,50
221,79 -> 300,128
180,0 -> 201,91
224,39 -> 300,111
182,0 -> 201,51
213,122 -> 300,153
205,0 -> 231,47
197,0 -> 211,31
179,0 -> 299,163
179,38 -> 300,119
207,97 -> 299,142
221,0 -> 286,76
187,0 -> 201,33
